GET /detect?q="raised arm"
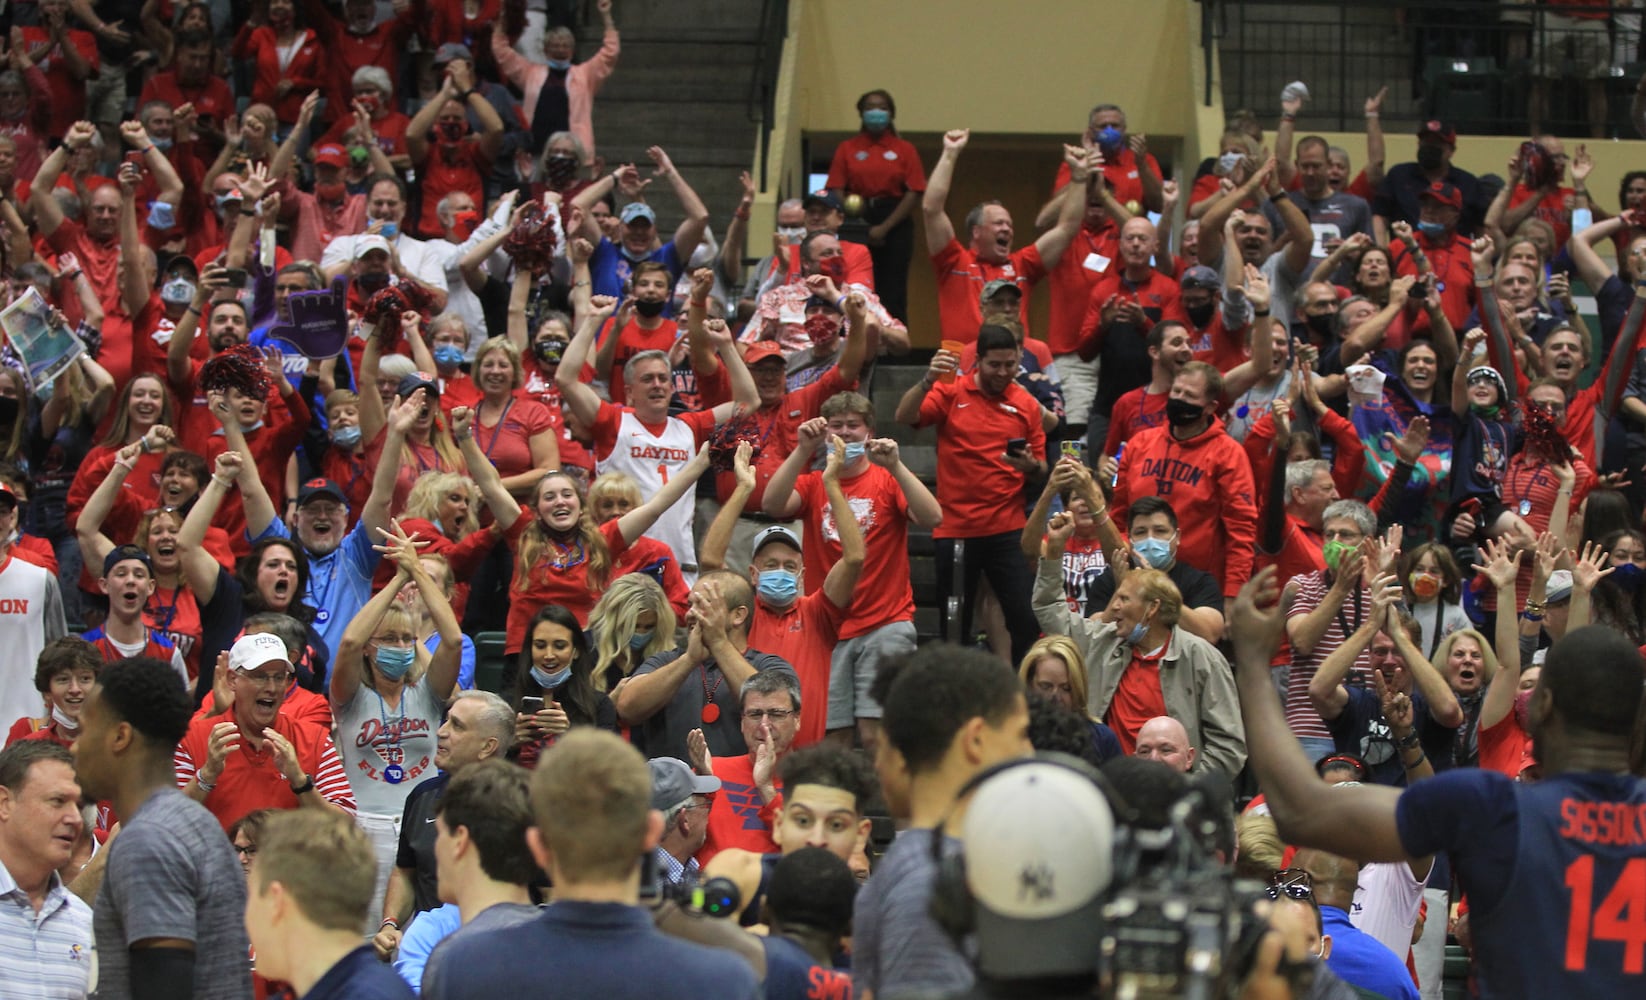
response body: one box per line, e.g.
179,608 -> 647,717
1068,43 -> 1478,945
895,350 -> 957,427
356,332 -> 388,446
921,129 -> 968,253
614,444 -> 711,546
1362,87 -> 1387,190
332,557 -> 410,706
403,73 -> 450,167
30,121 -> 94,239
178,451 -> 241,603
1033,145 -> 1093,270
1474,537 -> 1525,731
450,406 -> 522,533
760,419 -> 822,520
116,160 -> 150,318
700,443 -> 755,572
557,295 -> 616,429
819,437 -> 866,610
357,393 -> 418,539
1196,157 -> 1275,267
705,318 -> 759,421
647,146 -> 709,266
76,435 -> 157,571
1568,212 -> 1627,292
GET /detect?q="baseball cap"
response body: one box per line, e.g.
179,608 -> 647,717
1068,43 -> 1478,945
297,477 -> 347,506
620,202 -> 656,226
353,234 -> 392,259
980,278 -> 1021,304
1417,120 -> 1457,145
433,42 -> 473,65
102,544 -> 152,577
803,191 -> 843,213
741,341 -> 786,367
751,525 -> 801,558
396,371 -> 441,399
313,144 -> 348,169
0,481 -> 19,508
1546,570 -> 1574,604
229,632 -> 291,673
959,760 -> 1115,979
1180,264 -> 1221,291
1420,181 -> 1463,210
648,757 -> 721,813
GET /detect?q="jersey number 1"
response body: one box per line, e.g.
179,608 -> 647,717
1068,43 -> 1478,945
1564,855 -> 1646,973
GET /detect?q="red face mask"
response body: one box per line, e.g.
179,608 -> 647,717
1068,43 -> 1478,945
817,256 -> 846,282
315,181 -> 346,203
356,94 -> 381,116
452,210 -> 480,241
804,312 -> 840,345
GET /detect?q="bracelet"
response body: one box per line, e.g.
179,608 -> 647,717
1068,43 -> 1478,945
1269,191 -> 1287,203
1280,113 -> 1296,122
140,145 -> 154,155
1403,752 -> 1427,769
1397,730 -> 1421,750
1524,599 -> 1546,615
1521,611 -> 1545,623
186,303 -> 203,316
836,294 -> 849,310
380,918 -> 400,931
60,270 -> 82,283
453,431 -> 473,444
1365,112 -> 1380,119
690,297 -> 708,308
573,279 -> 589,287
195,775 -> 216,793
211,474 -> 236,488
290,774 -> 315,796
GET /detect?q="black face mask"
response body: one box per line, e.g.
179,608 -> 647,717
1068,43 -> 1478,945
1305,313 -> 1336,340
0,396 -> 17,425
534,339 -> 566,366
1416,144 -> 1446,171
544,154 -> 578,186
356,271 -> 390,294
1165,397 -> 1205,428
633,298 -> 666,319
1185,301 -> 1216,328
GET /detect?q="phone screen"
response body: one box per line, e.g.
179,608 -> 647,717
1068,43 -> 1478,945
521,696 -> 545,713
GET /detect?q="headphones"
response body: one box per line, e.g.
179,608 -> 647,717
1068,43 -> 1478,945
927,752 -> 1124,942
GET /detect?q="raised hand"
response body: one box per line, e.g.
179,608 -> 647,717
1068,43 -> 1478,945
1572,540 -> 1615,593
262,728 -> 306,785
1470,235 -> 1496,276
823,434 -> 846,481
1045,510 -> 1076,552
388,388 -> 426,434
570,236 -> 595,264
265,275 -> 351,359
239,162 -> 272,202
65,120 -> 97,151
1244,263 -> 1271,314
803,272 -> 841,303
1470,536 -> 1522,591
1385,414 -> 1430,465
686,728 -> 712,776
1376,670 -> 1414,732
1572,143 -> 1593,184
795,416 -> 827,451
689,267 -> 714,301
118,119 -> 149,148
865,438 -> 899,467
1364,86 -> 1387,117
942,128 -> 970,154
732,440 -> 755,492
449,405 -> 473,439
646,146 -> 676,178
201,721 -> 240,784
926,346 -> 959,384
1230,567 -> 1288,668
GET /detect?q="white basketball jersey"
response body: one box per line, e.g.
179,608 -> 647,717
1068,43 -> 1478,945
598,411 -> 700,580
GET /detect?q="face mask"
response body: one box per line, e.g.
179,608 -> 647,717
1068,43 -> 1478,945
356,271 -> 390,294
356,94 -> 381,116
1470,402 -> 1501,419
534,340 -> 566,366
1615,562 -> 1645,592
433,344 -> 465,369
0,397 -> 19,424
842,442 -> 866,464
1164,397 -> 1204,428
546,58 -> 572,72
1122,620 -> 1148,645
1416,144 -> 1446,171
332,425 -> 362,449
378,221 -> 399,240
817,256 -> 847,282
1322,539 -> 1355,574
804,312 -> 841,346
438,121 -> 466,144
147,201 -> 177,230
315,181 -> 347,202
1217,151 -> 1244,175
1305,312 -> 1336,340
348,144 -> 370,165
151,136 -> 173,152
628,630 -> 653,651
50,704 -> 79,732
374,644 -> 416,679
1410,571 -> 1441,601
1514,687 -> 1535,731
758,569 -> 799,607
161,278 -> 196,306
1133,537 -> 1173,569
452,209 -> 480,241
633,298 -> 666,319
1095,125 -> 1125,153
776,225 -> 806,245
544,154 -> 579,186
862,108 -> 891,131
1185,301 -> 1215,328
1416,220 -> 1447,241
216,191 -> 242,211
530,663 -> 572,690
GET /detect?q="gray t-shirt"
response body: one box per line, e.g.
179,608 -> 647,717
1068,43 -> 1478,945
421,903 -> 541,997
94,786 -> 252,1000
1285,190 -> 1374,267
332,677 -> 445,817
633,649 -> 797,762
852,829 -> 972,1000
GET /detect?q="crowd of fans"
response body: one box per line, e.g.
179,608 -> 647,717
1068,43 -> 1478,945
0,2 -> 1640,999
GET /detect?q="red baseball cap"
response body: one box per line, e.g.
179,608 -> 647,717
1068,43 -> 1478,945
1417,120 -> 1457,146
1419,181 -> 1463,210
313,144 -> 348,169
740,341 -> 786,366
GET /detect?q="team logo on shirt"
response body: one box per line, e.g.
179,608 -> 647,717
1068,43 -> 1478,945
0,598 -> 30,613
356,716 -> 432,748
821,497 -> 877,544
629,442 -> 691,462
1140,456 -> 1204,494
722,779 -> 769,831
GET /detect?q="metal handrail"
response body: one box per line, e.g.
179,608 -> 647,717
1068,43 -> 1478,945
747,0 -> 790,194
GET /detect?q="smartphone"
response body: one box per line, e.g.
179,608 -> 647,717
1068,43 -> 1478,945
124,150 -> 145,168
521,696 -> 545,713
1060,440 -> 1083,461
1006,438 -> 1028,457
223,268 -> 249,289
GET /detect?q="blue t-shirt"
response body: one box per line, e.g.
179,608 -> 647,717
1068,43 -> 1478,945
393,904 -> 461,993
1397,768 -> 1646,999
761,935 -> 851,1000
426,900 -> 758,1000
1326,685 -> 1457,787
308,944 -> 415,1000
426,632 -> 476,690
1320,906 -> 1418,1000
589,238 -> 684,308
253,518 -> 381,657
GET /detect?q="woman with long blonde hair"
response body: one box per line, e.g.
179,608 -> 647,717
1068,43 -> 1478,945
1433,627 -> 1499,769
587,573 -> 677,697
1018,635 -> 1122,761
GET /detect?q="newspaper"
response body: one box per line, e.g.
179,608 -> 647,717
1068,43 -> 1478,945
0,287 -> 83,388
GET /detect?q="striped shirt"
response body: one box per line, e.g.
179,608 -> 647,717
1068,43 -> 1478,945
174,710 -> 356,829
1285,570 -> 1374,740
0,861 -> 93,1000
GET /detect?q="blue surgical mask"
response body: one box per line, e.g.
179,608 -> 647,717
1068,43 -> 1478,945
1218,151 -> 1244,175
862,108 -> 891,131
628,630 -> 653,651
374,644 -> 416,679
151,136 -> 173,152
1132,537 -> 1173,569
1095,125 -> 1124,152
331,425 -> 362,448
758,569 -> 799,608
546,58 -> 572,72
1123,621 -> 1148,645
1416,221 -> 1447,240
147,201 -> 177,230
530,663 -> 572,689
432,344 -> 465,369
379,221 -> 399,239
160,277 -> 195,305
1615,562 -> 1645,592
843,442 -> 866,464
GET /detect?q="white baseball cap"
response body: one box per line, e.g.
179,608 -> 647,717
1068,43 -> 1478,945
229,633 -> 290,673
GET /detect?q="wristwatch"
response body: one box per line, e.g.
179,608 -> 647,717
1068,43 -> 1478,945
290,774 -> 316,796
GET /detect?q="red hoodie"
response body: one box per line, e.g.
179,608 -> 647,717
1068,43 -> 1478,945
1111,416 -> 1257,597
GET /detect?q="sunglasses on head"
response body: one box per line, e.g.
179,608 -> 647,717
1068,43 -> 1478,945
1265,867 -> 1314,900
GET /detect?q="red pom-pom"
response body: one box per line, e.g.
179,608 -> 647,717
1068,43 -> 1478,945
198,343 -> 272,399
1520,398 -> 1569,463
503,203 -> 561,273
362,281 -> 439,351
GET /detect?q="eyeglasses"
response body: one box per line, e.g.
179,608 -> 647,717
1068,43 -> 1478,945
1265,867 -> 1314,900
742,709 -> 796,722
234,844 -> 257,857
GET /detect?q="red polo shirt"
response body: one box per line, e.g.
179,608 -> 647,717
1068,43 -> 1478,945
174,709 -> 356,829
1077,268 -> 1186,359
747,591 -> 847,749
1045,224 -> 1121,356
1390,231 -> 1476,336
1053,147 -> 1162,210
916,375 -> 1046,539
826,132 -> 928,200
931,238 -> 1046,344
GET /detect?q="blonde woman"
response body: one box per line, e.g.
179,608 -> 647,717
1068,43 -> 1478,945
1018,635 -> 1121,761
469,336 -> 560,498
331,522 -> 462,922
1431,627 -> 1499,769
587,573 -> 677,697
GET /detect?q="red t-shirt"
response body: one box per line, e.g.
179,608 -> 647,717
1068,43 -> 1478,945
138,73 -> 236,135
174,710 -> 355,829
1106,641 -> 1169,752
1507,184 -> 1577,249
147,584 -> 203,684
414,138 -> 493,238
930,237 -> 1047,344
18,26 -> 98,136
6,715 -> 49,746
916,376 -> 1046,540
826,132 -> 928,200
43,219 -> 121,331
608,318 -> 679,407
713,366 -> 852,509
1052,147 -> 1162,210
438,372 -> 483,412
1188,312 -> 1248,373
471,398 -> 555,484
503,515 -> 630,653
747,591 -> 847,748
1478,710 -> 1534,779
1045,225 -> 1121,356
232,25 -> 327,123
792,464 -> 915,639
1390,232 -> 1476,336
697,752 -> 780,866
317,111 -> 412,163
1077,268 -> 1187,359
1104,385 -> 1169,455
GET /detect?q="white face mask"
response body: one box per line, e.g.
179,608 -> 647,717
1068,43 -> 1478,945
51,704 -> 79,732
776,226 -> 806,245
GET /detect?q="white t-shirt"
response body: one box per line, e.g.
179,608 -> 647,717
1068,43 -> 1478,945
1351,859 -> 1426,961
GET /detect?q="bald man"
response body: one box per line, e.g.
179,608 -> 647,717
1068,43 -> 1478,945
1134,716 -> 1196,773
1294,848 -> 1417,1000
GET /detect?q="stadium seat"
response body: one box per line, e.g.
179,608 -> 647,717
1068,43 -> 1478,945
473,631 -> 511,695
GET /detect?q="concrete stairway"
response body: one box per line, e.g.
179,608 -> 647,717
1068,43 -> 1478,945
871,362 -> 944,643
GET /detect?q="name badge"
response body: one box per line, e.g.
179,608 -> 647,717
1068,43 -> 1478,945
1083,252 -> 1112,274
